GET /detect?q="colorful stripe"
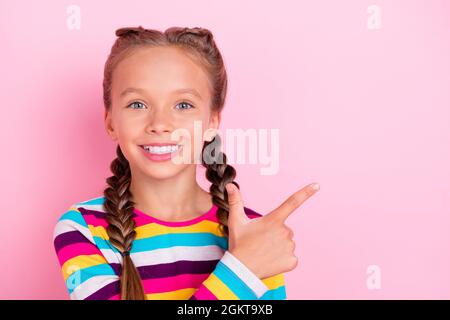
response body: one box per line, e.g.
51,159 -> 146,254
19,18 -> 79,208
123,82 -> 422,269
53,196 -> 287,300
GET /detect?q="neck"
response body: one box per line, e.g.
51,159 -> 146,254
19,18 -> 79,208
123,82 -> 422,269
129,165 -> 212,221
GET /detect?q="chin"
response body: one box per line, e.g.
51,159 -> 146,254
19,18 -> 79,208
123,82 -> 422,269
138,158 -> 187,178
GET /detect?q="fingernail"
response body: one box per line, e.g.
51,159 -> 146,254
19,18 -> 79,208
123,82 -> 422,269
312,183 -> 320,191
226,183 -> 234,194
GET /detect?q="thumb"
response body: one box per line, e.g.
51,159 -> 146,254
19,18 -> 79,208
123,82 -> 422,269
225,183 -> 248,226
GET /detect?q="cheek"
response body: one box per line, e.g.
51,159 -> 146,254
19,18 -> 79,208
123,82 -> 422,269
175,119 -> 210,161
177,118 -> 209,141
117,119 -> 139,139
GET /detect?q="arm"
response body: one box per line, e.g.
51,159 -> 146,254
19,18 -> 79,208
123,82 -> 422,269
53,207 -> 286,300
53,206 -> 120,300
189,250 -> 287,300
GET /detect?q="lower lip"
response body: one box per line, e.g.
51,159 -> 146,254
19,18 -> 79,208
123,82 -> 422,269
140,145 -> 183,162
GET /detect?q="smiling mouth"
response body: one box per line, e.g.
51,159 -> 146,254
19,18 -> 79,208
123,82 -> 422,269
139,144 -> 182,154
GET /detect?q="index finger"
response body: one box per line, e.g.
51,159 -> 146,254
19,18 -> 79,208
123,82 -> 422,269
266,182 -> 320,223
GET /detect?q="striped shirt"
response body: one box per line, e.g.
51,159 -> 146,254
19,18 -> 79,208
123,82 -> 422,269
52,196 -> 287,300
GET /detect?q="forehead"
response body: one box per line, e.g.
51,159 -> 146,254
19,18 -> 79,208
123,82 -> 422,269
111,46 -> 211,100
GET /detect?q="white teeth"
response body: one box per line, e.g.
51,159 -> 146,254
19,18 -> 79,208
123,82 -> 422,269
142,145 -> 180,154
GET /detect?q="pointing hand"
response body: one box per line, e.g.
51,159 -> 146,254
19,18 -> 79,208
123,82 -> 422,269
226,182 -> 320,279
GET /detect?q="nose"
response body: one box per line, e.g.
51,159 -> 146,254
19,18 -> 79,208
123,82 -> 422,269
145,108 -> 173,135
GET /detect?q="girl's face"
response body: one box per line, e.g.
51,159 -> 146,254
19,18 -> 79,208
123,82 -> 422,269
105,46 -> 220,180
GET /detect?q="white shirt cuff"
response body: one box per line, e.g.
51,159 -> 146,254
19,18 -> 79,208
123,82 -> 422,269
220,250 -> 269,299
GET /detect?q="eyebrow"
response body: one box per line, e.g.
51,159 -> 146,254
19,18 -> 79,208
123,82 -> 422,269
120,87 -> 203,100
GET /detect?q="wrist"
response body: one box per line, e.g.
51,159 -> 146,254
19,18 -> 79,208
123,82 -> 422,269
221,251 -> 269,298
227,249 -> 263,279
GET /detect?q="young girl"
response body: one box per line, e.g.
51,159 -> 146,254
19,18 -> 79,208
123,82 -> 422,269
53,25 -> 318,300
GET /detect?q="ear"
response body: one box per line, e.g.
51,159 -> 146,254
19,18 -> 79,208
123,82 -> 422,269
104,110 -> 118,141
205,112 -> 221,142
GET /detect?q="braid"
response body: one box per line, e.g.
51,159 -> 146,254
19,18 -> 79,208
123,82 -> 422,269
201,134 -> 240,237
103,145 -> 145,300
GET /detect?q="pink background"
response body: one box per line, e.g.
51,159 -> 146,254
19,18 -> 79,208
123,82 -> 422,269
0,0 -> 449,299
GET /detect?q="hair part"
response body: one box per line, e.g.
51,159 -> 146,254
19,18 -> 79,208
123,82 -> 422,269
102,25 -> 239,300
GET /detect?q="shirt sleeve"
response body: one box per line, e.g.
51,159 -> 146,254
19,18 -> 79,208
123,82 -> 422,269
189,251 -> 287,300
53,206 -> 287,300
53,206 -> 120,300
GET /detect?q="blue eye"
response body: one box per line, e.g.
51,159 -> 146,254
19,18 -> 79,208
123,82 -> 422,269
175,101 -> 194,110
127,101 -> 146,109
127,101 -> 194,110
